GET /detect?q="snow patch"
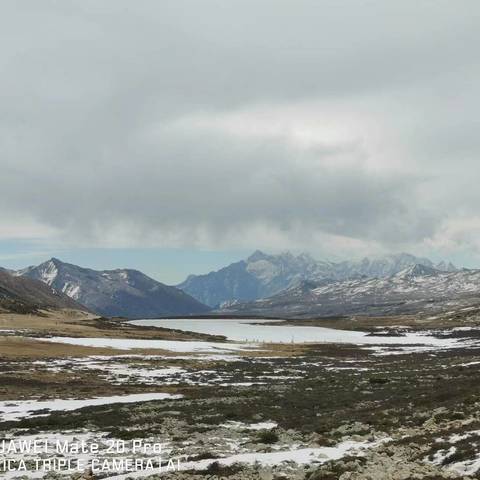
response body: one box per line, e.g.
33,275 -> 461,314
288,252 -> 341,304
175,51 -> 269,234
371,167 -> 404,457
0,392 -> 181,422
39,336 -> 260,353
40,261 -> 58,285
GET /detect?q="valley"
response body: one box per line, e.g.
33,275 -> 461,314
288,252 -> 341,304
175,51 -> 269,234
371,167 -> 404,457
3,253 -> 480,479
3,308 -> 480,479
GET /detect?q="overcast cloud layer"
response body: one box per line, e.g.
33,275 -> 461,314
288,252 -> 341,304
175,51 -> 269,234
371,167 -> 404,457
2,1 -> 480,263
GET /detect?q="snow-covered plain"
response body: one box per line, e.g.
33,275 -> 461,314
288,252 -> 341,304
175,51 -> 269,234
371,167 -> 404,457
40,336 -> 260,352
33,318 -> 478,357
3,317 -> 480,478
26,356 -> 252,386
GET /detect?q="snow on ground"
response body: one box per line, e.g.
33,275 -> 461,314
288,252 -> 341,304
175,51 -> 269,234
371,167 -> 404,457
426,429 -> 480,475
430,446 -> 457,465
429,445 -> 480,477
0,419 -> 389,480
449,456 -> 480,476
459,361 -> 480,366
366,344 -> 467,356
182,439 -> 378,468
220,421 -> 278,430
105,438 -> 390,480
10,356 -> 292,391
63,359 -> 188,385
29,357 -> 214,386
39,337 -> 260,353
0,392 -> 182,422
0,430 -> 178,480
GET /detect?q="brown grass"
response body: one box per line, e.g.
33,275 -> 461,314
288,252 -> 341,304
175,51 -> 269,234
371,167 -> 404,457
0,309 -> 223,340
0,336 -> 132,358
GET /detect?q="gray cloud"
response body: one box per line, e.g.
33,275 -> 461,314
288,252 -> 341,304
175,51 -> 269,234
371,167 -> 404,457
1,1 -> 480,260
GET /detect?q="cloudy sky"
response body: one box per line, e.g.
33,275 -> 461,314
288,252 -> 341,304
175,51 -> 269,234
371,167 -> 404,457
1,1 -> 480,283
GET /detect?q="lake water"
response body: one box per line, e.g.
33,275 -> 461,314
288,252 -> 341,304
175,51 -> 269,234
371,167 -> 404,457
130,318 -> 460,346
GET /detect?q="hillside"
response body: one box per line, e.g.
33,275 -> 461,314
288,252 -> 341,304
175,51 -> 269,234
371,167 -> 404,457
17,258 -> 210,319
179,251 -> 457,307
220,264 -> 480,318
0,268 -> 86,314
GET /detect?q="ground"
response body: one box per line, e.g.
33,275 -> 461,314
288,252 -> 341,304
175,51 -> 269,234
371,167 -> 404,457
2,310 -> 480,479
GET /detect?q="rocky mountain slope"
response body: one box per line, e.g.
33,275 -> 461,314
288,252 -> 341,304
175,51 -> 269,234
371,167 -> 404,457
178,251 -> 333,308
16,258 -> 210,318
178,251 -> 457,307
0,268 -> 86,314
220,264 -> 480,318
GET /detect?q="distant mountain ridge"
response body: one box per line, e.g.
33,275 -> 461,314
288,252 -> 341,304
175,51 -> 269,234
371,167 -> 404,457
220,263 -> 480,318
16,258 -> 210,319
178,251 -> 458,307
0,267 -> 86,314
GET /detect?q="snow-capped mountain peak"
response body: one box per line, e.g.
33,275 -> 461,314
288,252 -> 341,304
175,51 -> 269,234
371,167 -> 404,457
178,251 -> 458,307
36,258 -> 59,285
394,263 -> 440,279
221,264 -> 480,318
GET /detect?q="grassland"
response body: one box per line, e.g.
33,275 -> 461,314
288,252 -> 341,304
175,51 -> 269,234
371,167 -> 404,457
2,309 -> 480,479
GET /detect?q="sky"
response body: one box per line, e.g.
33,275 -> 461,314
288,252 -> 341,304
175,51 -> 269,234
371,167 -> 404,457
1,1 -> 480,283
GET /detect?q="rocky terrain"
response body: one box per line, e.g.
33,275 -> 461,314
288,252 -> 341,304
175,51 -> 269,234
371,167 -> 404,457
16,258 -> 210,318
221,264 -> 480,318
178,251 -> 457,308
2,318 -> 480,480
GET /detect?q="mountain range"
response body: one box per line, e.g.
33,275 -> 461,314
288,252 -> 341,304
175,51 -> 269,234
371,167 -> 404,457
15,258 -> 209,319
220,263 -> 480,318
7,251 -> 464,320
178,251 -> 457,307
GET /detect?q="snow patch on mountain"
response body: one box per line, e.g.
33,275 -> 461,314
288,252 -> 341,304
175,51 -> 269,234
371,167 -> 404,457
39,260 -> 58,285
61,282 -> 81,300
